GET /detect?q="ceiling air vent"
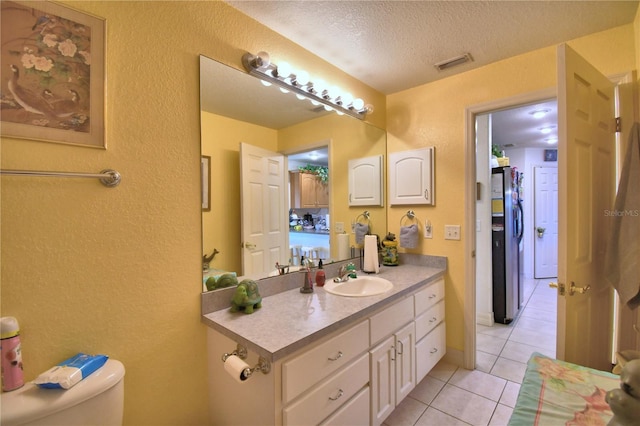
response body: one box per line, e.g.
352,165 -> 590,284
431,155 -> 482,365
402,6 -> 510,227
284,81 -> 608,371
434,53 -> 473,71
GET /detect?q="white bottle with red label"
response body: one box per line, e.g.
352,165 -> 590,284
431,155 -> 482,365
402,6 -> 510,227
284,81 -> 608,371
1,317 -> 24,391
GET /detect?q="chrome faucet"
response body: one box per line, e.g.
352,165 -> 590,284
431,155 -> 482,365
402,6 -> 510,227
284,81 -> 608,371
334,265 -> 351,283
300,257 -> 314,293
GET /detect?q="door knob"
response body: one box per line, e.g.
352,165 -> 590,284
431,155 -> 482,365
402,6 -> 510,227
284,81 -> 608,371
243,242 -> 256,250
549,281 -> 564,296
549,281 -> 590,296
569,282 -> 591,295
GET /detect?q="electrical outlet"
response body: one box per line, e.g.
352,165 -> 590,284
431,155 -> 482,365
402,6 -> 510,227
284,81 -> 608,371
424,220 -> 432,239
335,222 -> 344,233
444,225 -> 461,240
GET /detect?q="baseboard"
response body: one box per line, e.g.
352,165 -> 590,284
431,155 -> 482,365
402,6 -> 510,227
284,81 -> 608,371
476,311 -> 494,327
443,346 -> 464,368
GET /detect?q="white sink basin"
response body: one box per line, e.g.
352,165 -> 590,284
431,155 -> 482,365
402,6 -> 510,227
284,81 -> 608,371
323,275 -> 393,297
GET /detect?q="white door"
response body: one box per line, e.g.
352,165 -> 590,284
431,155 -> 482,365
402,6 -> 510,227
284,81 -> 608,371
556,44 -> 616,370
239,143 -> 288,278
534,166 -> 558,278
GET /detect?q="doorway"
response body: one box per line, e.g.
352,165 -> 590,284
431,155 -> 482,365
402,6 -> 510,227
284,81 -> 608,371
465,87 -> 557,372
287,147 -> 330,266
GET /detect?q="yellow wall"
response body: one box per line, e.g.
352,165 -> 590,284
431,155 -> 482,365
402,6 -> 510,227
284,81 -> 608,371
387,24 -> 636,353
1,2 -> 636,425
0,2 -> 382,425
201,112 -> 278,274
636,6 -> 640,121
278,114 -> 387,258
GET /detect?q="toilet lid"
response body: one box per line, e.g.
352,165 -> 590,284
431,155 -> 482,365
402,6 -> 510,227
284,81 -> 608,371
0,359 -> 124,426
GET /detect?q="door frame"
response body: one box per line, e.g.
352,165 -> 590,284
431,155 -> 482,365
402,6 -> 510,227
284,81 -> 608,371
281,139 -> 332,260
464,87 -> 557,370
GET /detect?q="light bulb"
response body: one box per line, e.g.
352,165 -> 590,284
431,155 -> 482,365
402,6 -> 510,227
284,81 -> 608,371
255,51 -> 270,68
341,92 -> 354,107
313,80 -> 328,97
540,126 -> 554,134
352,98 -> 365,110
328,86 -> 341,101
295,70 -> 309,86
277,61 -> 292,79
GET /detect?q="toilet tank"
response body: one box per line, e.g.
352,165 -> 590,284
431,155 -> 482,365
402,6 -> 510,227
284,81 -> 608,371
1,359 -> 125,426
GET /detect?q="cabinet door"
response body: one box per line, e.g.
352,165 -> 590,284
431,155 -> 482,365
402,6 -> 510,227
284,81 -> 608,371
300,173 -> 318,208
395,322 -> 416,402
389,147 -> 434,205
415,322 -> 446,383
370,336 -> 395,426
315,179 -> 329,207
348,155 -> 383,206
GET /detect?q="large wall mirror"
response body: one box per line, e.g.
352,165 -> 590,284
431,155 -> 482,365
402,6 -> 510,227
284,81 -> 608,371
199,54 -> 386,291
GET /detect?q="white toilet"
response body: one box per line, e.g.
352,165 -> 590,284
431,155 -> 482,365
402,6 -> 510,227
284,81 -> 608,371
1,359 -> 125,426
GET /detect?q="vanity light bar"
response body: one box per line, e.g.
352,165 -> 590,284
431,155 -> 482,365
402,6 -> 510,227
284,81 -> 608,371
242,51 -> 372,121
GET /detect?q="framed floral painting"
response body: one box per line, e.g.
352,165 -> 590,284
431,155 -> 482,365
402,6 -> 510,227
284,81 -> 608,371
0,1 -> 105,148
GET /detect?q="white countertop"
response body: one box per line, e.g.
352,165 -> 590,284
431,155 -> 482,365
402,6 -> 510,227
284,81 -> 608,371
202,264 -> 445,362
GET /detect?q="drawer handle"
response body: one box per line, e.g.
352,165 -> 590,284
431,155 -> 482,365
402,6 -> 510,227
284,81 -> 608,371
428,293 -> 437,299
430,348 -> 438,354
328,351 -> 343,361
329,389 -> 344,401
397,341 -> 404,355
429,316 -> 437,323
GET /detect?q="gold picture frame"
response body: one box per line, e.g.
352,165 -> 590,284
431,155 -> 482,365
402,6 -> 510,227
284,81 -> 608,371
0,1 -> 106,148
201,155 -> 211,211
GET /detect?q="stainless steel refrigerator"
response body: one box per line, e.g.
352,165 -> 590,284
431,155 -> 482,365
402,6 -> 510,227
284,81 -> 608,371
491,166 -> 524,324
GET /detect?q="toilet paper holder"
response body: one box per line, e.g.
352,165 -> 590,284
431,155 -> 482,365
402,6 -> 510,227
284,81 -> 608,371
222,344 -> 271,378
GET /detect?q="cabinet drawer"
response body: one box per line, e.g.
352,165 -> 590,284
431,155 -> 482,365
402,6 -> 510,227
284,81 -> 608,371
415,322 -> 446,383
284,354 -> 369,426
414,278 -> 444,316
283,320 -> 369,404
319,386 -> 370,426
415,300 -> 445,341
370,297 -> 414,345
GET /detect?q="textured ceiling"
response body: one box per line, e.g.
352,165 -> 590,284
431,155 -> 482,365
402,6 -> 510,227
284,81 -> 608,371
227,0 -> 637,95
206,1 -> 636,148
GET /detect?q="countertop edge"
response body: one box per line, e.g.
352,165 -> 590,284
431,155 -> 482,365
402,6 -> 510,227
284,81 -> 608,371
202,267 -> 446,362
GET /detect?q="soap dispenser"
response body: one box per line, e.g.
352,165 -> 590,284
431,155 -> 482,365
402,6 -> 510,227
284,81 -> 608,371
315,259 -> 326,287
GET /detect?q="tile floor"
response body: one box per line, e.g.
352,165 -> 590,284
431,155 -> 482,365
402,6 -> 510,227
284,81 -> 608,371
383,276 -> 557,426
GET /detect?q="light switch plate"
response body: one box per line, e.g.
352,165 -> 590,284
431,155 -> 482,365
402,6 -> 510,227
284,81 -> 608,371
444,225 -> 461,240
335,222 -> 344,233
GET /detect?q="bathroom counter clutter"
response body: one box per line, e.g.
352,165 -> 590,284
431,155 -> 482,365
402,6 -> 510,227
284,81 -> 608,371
202,263 -> 445,362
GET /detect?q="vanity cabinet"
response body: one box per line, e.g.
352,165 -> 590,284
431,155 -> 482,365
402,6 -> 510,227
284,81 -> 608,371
370,322 -> 416,426
369,297 -> 416,426
290,171 -> 329,208
206,274 -> 446,426
414,278 -> 446,383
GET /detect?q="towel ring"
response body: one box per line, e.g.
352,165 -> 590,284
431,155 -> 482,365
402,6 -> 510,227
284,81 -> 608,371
400,210 -> 419,227
355,211 -> 372,229
355,210 -> 370,224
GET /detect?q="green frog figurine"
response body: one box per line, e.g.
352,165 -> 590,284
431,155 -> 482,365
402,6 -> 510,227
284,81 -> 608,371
230,279 -> 262,314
